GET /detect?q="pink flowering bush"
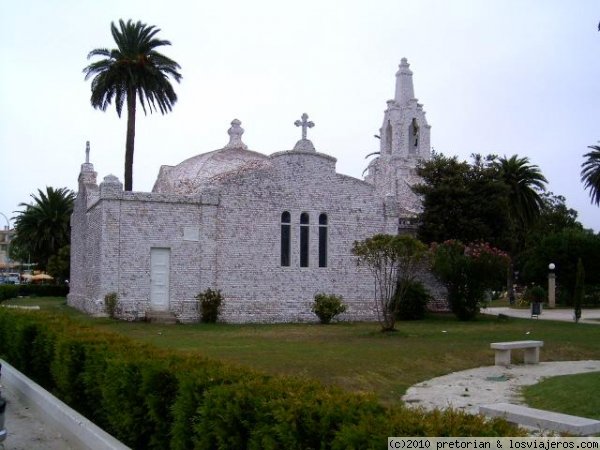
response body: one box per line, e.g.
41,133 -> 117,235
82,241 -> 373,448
431,240 -> 510,320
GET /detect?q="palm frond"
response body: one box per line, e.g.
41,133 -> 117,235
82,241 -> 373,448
581,145 -> 600,205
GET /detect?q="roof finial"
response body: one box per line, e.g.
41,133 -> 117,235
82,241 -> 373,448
292,113 -> 316,152
395,58 -> 415,104
85,141 -> 90,163
224,119 -> 248,150
294,113 -> 314,140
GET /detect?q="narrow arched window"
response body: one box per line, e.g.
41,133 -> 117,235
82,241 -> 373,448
318,213 -> 328,268
409,118 -> 419,154
385,121 -> 392,154
281,211 -> 291,267
300,212 -> 309,268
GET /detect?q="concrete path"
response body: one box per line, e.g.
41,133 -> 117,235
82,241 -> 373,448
482,307 -> 600,324
402,360 -> 600,415
1,381 -> 80,450
0,360 -> 129,450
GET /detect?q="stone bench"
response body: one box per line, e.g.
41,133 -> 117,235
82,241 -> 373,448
480,403 -> 600,436
490,340 -> 543,366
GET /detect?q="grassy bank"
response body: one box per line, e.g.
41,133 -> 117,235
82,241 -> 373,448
523,372 -> 600,420
4,296 -> 600,407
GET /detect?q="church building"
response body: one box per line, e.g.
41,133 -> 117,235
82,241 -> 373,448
68,58 -> 439,323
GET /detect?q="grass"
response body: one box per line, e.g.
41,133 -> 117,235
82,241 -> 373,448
522,372 -> 600,420
4,296 -> 600,407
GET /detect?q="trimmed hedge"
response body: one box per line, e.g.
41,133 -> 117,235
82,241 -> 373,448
0,284 -> 19,301
19,284 -> 69,297
0,309 -> 523,449
0,284 -> 69,301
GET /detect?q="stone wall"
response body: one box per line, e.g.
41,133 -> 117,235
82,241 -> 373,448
69,148 -> 446,324
212,149 -> 386,323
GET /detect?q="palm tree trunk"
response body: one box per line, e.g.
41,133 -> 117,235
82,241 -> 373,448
124,87 -> 137,191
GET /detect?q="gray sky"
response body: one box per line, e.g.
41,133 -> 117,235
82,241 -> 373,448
1,0 -> 599,231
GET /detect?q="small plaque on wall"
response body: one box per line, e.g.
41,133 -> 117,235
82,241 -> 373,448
183,226 -> 200,241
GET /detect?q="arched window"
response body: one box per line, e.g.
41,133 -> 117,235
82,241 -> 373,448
409,118 -> 419,154
300,212 -> 309,267
385,121 -> 393,154
318,213 -> 328,268
281,211 -> 291,267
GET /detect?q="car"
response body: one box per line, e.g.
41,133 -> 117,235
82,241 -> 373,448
6,273 -> 20,285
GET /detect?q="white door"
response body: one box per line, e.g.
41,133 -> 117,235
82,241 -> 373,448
150,248 -> 170,311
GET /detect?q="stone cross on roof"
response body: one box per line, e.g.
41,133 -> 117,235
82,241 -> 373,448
293,113 -> 316,152
294,113 -> 314,140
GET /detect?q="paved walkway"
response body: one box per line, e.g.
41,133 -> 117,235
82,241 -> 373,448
1,382 -> 80,450
482,307 -> 600,324
402,360 -> 600,416
403,309 -> 600,417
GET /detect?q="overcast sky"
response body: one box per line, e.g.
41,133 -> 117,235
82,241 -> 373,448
1,0 -> 599,232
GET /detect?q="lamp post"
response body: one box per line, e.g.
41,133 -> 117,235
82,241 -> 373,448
0,212 -> 10,273
548,263 -> 556,308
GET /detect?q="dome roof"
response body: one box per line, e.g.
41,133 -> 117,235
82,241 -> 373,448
152,119 -> 269,195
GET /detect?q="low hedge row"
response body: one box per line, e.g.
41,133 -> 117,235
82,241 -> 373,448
0,284 -> 69,302
19,284 -> 69,297
0,309 -> 522,449
0,284 -> 19,301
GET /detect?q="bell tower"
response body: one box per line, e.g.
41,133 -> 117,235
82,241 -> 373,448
365,58 -> 431,218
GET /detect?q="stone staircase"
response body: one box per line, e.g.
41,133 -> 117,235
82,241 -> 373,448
145,310 -> 178,324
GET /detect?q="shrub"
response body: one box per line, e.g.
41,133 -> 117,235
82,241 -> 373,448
196,288 -> 223,323
311,293 -> 347,324
432,240 -> 510,320
0,284 -> 19,301
18,284 -> 69,297
391,280 -> 431,321
104,292 -> 118,318
523,285 -> 546,304
583,285 -> 600,306
170,359 -> 256,450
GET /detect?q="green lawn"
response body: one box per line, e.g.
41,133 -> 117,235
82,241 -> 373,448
523,372 -> 600,420
4,296 -> 600,407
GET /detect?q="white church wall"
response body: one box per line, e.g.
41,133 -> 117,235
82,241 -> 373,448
211,150 -> 387,323
110,196 -> 205,321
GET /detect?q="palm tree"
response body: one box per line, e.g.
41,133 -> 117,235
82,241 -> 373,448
494,155 -> 548,231
12,187 -> 75,269
581,145 -> 600,206
83,19 -> 182,191
493,155 -> 547,300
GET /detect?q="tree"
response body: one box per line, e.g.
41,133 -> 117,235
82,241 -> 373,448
47,245 -> 71,283
84,19 -> 182,191
517,192 -> 582,278
352,234 -> 428,331
581,145 -> 600,206
526,192 -> 582,238
416,154 -> 548,253
519,228 -> 600,301
431,240 -> 510,320
11,187 -> 75,270
492,155 -> 547,297
493,155 -> 547,233
415,154 -> 512,250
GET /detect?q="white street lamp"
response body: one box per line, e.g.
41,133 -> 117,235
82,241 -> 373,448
548,263 -> 556,308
